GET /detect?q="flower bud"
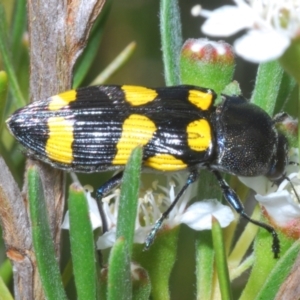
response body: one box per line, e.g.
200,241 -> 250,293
180,38 -> 235,95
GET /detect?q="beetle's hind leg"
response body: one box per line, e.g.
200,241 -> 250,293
211,170 -> 280,258
96,171 -> 124,233
96,170 -> 200,250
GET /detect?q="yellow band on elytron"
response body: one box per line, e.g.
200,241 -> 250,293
45,116 -> 74,163
112,114 -> 157,165
188,89 -> 213,110
187,119 -> 211,152
48,90 -> 77,111
122,85 -> 158,106
145,154 -> 187,171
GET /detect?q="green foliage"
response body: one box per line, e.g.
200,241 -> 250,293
28,166 -> 67,300
68,184 -> 100,300
0,1 -> 300,299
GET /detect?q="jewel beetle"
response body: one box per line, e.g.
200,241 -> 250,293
7,84 -> 288,258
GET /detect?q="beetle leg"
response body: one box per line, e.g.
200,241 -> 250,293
144,169 -> 199,250
96,171 -> 124,233
211,170 -> 280,258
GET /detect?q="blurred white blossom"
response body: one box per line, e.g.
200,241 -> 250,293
62,174 -> 235,249
192,0 -> 300,62
240,148 -> 300,236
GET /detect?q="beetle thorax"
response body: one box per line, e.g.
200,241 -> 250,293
210,96 -> 286,178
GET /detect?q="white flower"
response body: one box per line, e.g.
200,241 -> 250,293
239,148 -> 300,233
61,185 -> 102,230
192,0 -> 300,62
180,199 -> 234,230
255,173 -> 300,227
155,174 -> 235,230
62,174 -> 235,249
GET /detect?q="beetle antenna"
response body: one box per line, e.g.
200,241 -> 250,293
284,174 -> 300,203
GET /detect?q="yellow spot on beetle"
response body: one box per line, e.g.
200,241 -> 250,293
48,90 -> 77,111
45,117 -> 74,164
145,154 -> 187,171
187,119 -> 211,152
112,114 -> 156,165
188,89 -> 213,110
122,85 -> 158,106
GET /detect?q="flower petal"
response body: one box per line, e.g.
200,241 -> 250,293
201,6 -> 254,36
234,29 -> 290,62
256,190 -> 300,226
181,199 -> 234,230
238,175 -> 276,196
61,212 -> 70,229
134,227 -> 151,244
277,172 -> 300,192
61,191 -> 102,230
86,194 -> 102,230
97,230 -> 116,249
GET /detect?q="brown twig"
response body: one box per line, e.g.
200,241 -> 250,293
0,1 -> 106,298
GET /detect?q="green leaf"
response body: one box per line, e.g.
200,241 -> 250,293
68,183 -> 99,300
240,227 -> 294,299
116,146 -> 142,253
279,39 -> 300,85
10,0 -> 27,65
0,3 -> 25,107
61,259 -> 73,288
256,241 -> 300,300
106,255 -> 151,300
0,70 -> 8,128
0,276 -> 13,300
299,91 -> 300,152
107,237 -> 132,300
251,61 -> 295,116
195,231 -> 214,300
212,217 -> 233,300
273,72 -> 296,114
28,166 -> 67,300
73,0 -> 112,88
194,172 -> 223,299
160,0 -> 182,86
133,227 -> 179,299
107,147 -> 142,299
0,259 -> 12,285
228,205 -> 260,269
